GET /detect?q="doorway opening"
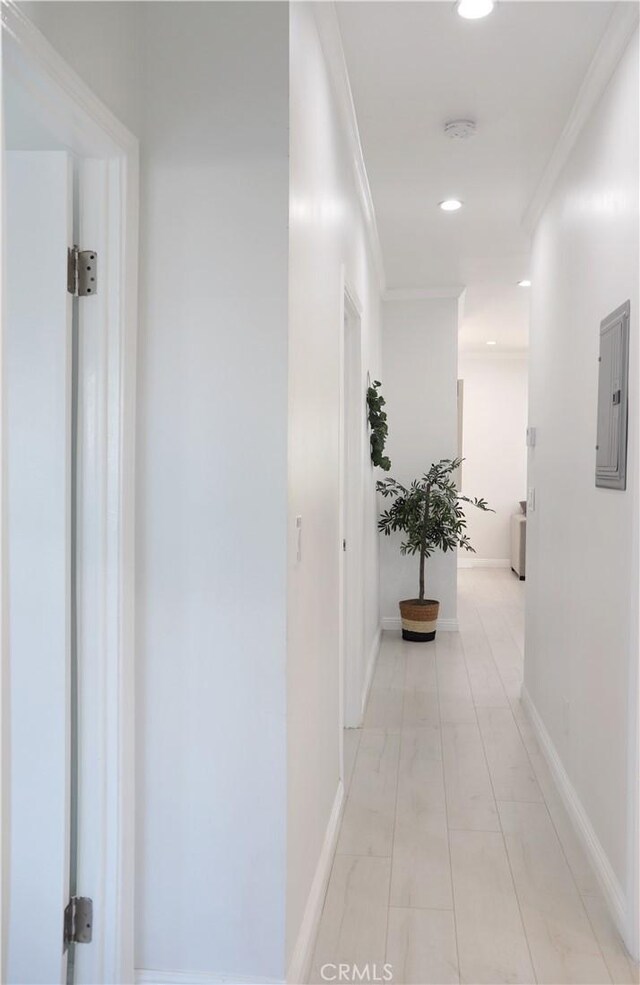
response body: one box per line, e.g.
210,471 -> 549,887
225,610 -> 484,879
2,8 -> 138,983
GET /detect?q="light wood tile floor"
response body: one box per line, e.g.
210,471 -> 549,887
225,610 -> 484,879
309,569 -> 639,985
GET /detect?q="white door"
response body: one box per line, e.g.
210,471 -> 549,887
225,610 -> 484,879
3,22 -> 137,980
5,151 -> 73,984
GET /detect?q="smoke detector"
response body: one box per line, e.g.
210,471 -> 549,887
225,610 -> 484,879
444,119 -> 477,140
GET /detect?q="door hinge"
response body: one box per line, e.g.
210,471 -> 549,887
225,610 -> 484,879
63,896 -> 93,950
67,246 -> 97,297
343,539 -> 347,552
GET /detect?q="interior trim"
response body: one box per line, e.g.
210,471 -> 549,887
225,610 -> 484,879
286,781 -> 345,985
521,686 -> 631,955
312,2 -> 387,292
523,5 -> 639,232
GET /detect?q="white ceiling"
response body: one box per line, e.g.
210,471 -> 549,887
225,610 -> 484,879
336,1 -> 615,350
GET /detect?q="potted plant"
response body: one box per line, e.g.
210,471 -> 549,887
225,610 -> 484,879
377,458 -> 491,641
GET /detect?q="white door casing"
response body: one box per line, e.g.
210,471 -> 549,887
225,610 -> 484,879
2,5 -> 138,982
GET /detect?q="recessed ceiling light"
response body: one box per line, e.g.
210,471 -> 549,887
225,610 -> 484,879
518,279 -> 532,287
486,340 -> 497,346
456,0 -> 495,20
439,199 -> 463,212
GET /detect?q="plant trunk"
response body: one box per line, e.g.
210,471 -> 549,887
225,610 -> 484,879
419,484 -> 431,602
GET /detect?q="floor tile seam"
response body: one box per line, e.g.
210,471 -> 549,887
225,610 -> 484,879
463,597 -> 539,985
435,634 -> 463,984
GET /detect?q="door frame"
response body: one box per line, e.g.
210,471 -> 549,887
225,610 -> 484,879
1,5 -> 138,982
338,271 -> 365,781
628,309 -> 640,961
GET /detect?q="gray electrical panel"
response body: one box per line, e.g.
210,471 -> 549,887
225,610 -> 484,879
596,301 -> 630,490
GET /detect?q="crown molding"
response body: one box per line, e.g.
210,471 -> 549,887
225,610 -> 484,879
383,285 -> 466,301
312,2 -> 387,292
523,4 -> 639,233
1,0 -> 138,155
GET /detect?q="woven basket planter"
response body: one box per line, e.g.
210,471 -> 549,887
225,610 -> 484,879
399,598 -> 440,642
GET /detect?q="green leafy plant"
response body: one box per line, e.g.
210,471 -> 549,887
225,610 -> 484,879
367,380 -> 391,471
377,458 -> 492,601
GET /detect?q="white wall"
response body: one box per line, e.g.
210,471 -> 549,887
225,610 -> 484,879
136,6 -> 289,980
525,27 -> 639,953
19,4 -> 291,982
458,353 -> 528,561
287,4 -> 383,971
20,1 -> 143,135
380,297 -> 459,624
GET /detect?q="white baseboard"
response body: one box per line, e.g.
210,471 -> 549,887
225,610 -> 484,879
457,557 -> 510,569
437,618 -> 459,631
381,616 -> 459,632
521,687 -> 628,944
286,781 -> 345,984
136,971 -> 283,985
361,625 -> 382,717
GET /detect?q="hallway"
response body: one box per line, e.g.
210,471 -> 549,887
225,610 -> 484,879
310,570 -> 639,985
2,4 -> 638,982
